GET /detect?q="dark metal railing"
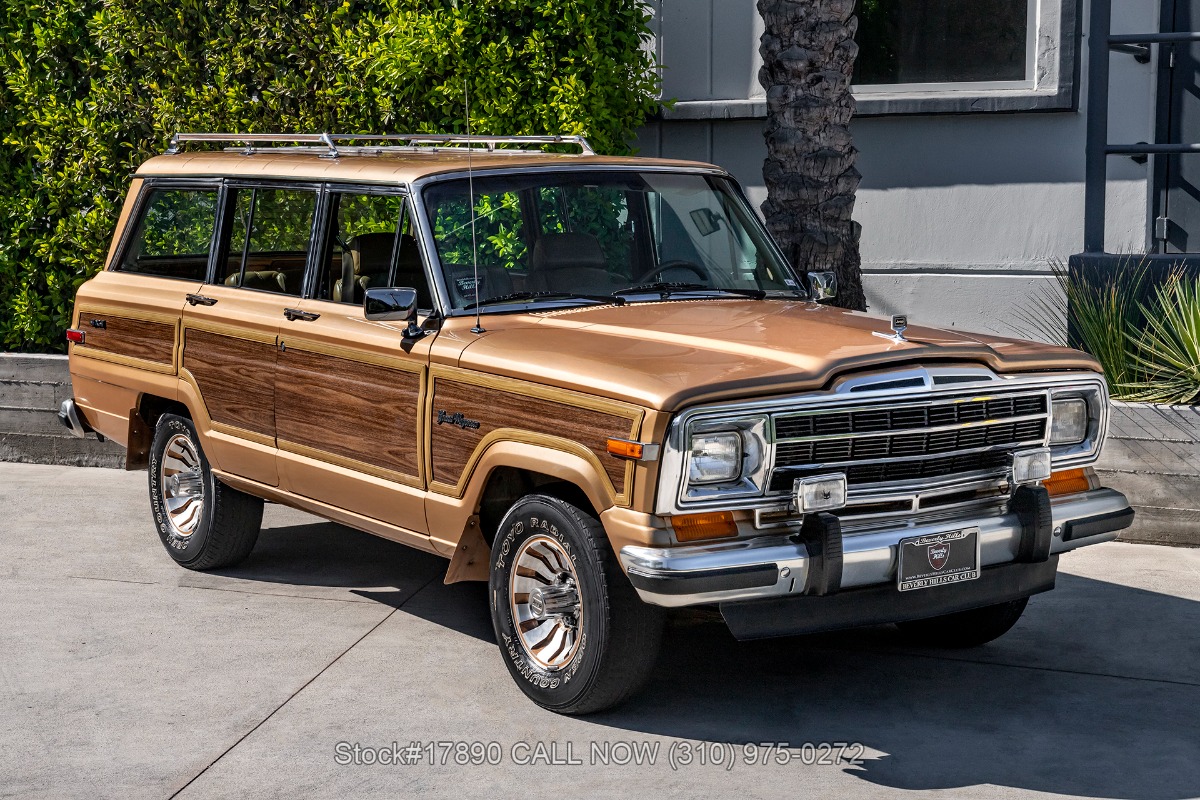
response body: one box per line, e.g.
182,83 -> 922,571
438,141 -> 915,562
1083,3 -> 1200,253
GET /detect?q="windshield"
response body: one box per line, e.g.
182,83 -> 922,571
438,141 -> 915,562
421,171 -> 804,311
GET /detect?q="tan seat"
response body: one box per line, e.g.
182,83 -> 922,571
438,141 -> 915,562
525,232 -> 617,294
227,269 -> 288,293
334,232 -> 394,304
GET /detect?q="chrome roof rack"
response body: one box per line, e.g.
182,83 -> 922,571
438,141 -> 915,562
164,132 -> 596,158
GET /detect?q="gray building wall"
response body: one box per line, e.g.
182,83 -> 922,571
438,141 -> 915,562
634,0 -> 1158,341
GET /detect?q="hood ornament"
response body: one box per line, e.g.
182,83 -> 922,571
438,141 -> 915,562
873,314 -> 909,344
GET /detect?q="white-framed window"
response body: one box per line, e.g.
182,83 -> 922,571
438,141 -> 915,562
853,0 -> 1038,93
649,0 -> 1078,120
850,0 -> 1077,114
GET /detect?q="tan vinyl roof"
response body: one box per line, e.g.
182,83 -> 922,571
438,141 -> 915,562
135,150 -> 724,185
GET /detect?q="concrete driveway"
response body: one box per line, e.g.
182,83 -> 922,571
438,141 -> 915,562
2,461 -> 1198,800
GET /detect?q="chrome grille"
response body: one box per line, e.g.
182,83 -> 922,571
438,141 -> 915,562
769,391 -> 1049,493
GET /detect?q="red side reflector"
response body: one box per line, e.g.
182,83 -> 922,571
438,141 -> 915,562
66,329 -> 85,344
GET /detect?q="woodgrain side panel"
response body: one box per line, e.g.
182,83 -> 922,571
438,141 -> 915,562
183,328 -> 276,438
430,378 -> 633,488
276,347 -> 422,478
76,312 -> 175,365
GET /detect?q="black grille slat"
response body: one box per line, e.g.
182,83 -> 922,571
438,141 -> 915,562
775,416 -> 814,439
851,437 -> 892,458
985,397 -> 1014,418
851,409 -> 892,432
890,407 -> 928,429
891,432 -> 928,456
1014,396 -> 1047,415
814,413 -> 852,435
770,392 -> 1048,490
1015,420 -> 1045,439
813,440 -> 853,461
927,405 -> 959,426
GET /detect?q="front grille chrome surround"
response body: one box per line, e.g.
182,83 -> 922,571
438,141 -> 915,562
654,368 -> 1110,519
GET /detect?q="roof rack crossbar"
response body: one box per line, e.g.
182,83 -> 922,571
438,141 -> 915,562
165,132 -> 595,157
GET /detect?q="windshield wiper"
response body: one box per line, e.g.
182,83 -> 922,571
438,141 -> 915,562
462,291 -> 625,310
612,281 -> 768,300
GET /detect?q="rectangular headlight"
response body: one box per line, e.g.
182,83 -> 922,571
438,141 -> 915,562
688,431 -> 742,485
1050,398 -> 1089,445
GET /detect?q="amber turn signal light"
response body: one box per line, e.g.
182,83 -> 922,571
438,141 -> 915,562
606,438 -> 644,460
1044,467 -> 1094,497
671,511 -> 738,542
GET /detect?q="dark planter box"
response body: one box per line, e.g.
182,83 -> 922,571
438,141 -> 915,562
1095,401 -> 1200,547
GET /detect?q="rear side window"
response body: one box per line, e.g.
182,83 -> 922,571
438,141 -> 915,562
117,188 -> 217,280
222,187 -> 317,297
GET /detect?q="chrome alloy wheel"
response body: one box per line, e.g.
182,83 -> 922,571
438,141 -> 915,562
160,433 -> 205,537
509,534 -> 584,670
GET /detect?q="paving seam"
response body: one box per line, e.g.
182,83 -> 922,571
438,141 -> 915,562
164,572 -> 441,799
65,573 -> 391,604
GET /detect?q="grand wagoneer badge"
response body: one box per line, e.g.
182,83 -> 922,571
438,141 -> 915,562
437,410 -> 481,430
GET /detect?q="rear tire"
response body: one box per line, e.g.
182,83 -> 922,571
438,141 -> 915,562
488,494 -> 664,715
895,597 -> 1030,648
148,413 -> 263,570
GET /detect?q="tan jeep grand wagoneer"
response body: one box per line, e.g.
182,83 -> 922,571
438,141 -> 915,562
62,133 -> 1133,714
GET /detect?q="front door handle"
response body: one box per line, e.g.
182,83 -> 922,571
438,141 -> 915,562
186,293 -> 218,306
283,308 -> 320,322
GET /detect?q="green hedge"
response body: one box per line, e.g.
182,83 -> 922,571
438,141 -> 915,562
0,0 -> 660,352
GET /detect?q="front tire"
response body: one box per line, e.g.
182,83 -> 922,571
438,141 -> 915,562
148,413 -> 263,570
488,494 -> 664,715
895,597 -> 1030,648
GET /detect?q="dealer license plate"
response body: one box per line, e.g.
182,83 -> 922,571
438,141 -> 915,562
897,528 -> 980,592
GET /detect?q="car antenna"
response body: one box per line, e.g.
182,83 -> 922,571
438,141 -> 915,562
465,77 -> 485,335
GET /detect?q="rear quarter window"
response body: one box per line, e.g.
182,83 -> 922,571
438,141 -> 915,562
117,187 -> 217,281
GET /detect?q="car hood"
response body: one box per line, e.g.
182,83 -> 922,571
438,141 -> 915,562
453,299 -> 1100,411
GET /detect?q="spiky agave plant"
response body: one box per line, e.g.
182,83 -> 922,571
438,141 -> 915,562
1014,258 -> 1147,395
1125,272 -> 1200,405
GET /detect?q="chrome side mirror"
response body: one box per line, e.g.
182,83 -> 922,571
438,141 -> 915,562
364,287 -> 423,338
808,271 -> 837,303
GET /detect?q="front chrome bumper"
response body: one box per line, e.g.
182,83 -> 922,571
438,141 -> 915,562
619,488 -> 1134,609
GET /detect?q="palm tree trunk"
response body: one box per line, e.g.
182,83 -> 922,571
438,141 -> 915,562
758,0 -> 866,311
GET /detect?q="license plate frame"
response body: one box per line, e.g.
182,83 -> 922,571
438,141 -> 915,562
897,527 -> 981,592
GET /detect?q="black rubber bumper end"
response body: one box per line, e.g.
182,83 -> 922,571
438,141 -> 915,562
1063,506 -> 1136,541
625,563 -> 779,596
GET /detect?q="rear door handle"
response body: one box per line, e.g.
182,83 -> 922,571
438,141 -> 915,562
283,308 -> 320,322
186,293 -> 218,306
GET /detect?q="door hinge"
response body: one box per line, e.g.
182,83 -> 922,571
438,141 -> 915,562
1155,216 -> 1169,240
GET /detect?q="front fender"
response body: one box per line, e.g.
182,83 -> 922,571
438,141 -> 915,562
425,437 -> 620,558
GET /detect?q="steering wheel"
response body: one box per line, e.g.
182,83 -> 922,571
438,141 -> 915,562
633,259 -> 710,285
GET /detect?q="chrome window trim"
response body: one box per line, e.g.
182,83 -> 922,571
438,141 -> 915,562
654,368 -> 1109,516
